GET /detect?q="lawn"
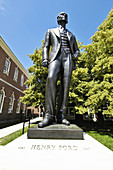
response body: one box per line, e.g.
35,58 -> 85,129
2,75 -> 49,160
87,131 -> 113,151
75,120 -> 113,151
0,124 -> 34,146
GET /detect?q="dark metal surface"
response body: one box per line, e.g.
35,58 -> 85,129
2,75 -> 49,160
39,12 -> 79,128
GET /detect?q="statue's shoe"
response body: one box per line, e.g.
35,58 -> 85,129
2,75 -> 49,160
38,115 -> 54,128
57,118 -> 70,126
62,119 -> 70,126
57,112 -> 70,126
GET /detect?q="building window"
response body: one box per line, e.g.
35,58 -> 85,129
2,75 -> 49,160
0,89 -> 5,113
8,93 -> 15,114
16,98 -> 21,113
13,68 -> 18,82
25,83 -> 28,89
3,58 -> 11,76
20,74 -> 24,87
22,103 -> 26,113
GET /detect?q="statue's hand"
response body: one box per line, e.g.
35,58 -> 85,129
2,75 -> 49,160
42,60 -> 48,68
73,50 -> 79,61
73,54 -> 78,61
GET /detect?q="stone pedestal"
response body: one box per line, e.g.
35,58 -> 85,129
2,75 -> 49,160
27,124 -> 84,139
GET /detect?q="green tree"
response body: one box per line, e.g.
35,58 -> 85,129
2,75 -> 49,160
84,8 -> 113,118
68,41 -> 90,114
21,40 -> 48,107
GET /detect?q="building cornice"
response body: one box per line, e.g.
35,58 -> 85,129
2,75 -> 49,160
0,78 -> 25,94
0,36 -> 30,78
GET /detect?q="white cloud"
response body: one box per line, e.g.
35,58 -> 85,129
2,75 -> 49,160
0,0 -> 5,3
0,6 -> 6,12
0,0 -> 7,14
0,0 -> 4,5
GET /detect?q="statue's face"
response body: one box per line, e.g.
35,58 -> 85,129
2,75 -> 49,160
59,13 -> 67,22
57,12 -> 68,24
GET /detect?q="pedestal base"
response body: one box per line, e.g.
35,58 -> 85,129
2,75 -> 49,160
27,124 -> 84,139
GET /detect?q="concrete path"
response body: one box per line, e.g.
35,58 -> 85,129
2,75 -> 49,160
0,117 -> 42,138
0,124 -> 113,170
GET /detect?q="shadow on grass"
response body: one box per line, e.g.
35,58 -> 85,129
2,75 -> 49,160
75,120 -> 113,138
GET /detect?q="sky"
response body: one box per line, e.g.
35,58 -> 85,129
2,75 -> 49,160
0,0 -> 113,70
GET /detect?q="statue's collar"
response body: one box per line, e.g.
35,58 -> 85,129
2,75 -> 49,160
59,25 -> 66,31
52,27 -> 72,40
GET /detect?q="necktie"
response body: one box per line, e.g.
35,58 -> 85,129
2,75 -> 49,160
60,27 -> 66,33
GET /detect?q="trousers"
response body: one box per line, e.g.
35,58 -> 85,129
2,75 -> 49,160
45,48 -> 73,118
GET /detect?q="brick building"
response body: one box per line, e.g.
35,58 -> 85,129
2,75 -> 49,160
0,36 -> 30,125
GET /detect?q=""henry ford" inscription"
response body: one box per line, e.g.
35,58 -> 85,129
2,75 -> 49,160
31,145 -> 78,151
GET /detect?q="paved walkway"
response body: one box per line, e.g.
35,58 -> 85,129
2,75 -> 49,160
0,132 -> 113,170
0,119 -> 113,169
0,117 -> 42,138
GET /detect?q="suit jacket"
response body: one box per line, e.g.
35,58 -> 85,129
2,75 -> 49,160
42,27 -> 79,64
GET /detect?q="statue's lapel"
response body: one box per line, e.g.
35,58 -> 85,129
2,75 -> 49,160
52,28 -> 60,38
52,28 -> 72,41
67,30 -> 72,41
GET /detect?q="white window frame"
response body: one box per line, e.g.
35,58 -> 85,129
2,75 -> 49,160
0,89 -> 5,113
20,74 -> 24,87
22,103 -> 26,113
3,58 -> 11,76
13,67 -> 18,82
16,98 -> 21,113
25,83 -> 28,89
8,93 -> 15,114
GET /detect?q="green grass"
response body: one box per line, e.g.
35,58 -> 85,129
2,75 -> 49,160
0,124 -> 34,146
87,131 -> 113,151
75,120 -> 113,151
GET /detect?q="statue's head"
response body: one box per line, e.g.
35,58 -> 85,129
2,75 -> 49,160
57,12 -> 68,25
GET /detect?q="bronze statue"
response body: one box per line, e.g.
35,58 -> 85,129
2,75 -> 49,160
38,12 -> 79,128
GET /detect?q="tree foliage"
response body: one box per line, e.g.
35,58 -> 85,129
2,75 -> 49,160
84,8 -> 113,115
68,41 -> 90,114
21,40 -> 48,107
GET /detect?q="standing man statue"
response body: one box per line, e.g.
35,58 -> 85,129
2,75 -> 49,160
38,12 -> 79,128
